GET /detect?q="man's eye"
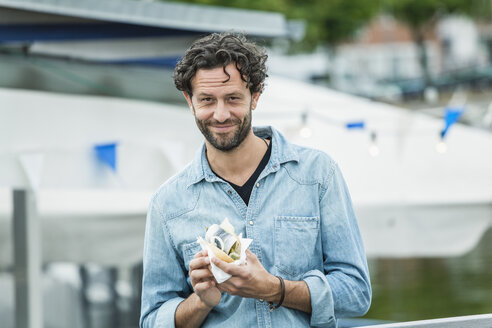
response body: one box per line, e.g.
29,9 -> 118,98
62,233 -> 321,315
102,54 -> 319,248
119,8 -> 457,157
228,96 -> 239,101
202,97 -> 212,102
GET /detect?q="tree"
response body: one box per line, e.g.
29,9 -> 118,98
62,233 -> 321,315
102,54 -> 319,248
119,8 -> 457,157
381,0 -> 476,87
164,0 -> 380,50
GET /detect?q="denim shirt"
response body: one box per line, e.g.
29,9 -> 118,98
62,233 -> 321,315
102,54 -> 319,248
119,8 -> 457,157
140,126 -> 371,328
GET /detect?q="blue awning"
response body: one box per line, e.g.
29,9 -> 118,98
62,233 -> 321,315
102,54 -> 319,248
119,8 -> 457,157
0,22 -> 199,43
0,0 -> 288,39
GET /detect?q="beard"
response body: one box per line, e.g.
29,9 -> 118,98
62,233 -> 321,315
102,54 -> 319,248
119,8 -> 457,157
194,104 -> 252,152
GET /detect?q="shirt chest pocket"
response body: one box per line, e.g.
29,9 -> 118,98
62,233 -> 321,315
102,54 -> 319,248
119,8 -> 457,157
183,241 -> 203,272
274,216 -> 321,280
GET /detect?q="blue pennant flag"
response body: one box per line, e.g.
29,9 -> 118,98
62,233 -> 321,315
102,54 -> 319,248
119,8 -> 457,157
346,121 -> 365,130
441,106 -> 464,138
94,143 -> 118,171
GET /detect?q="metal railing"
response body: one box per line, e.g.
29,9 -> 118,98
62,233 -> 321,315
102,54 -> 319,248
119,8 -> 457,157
358,313 -> 492,328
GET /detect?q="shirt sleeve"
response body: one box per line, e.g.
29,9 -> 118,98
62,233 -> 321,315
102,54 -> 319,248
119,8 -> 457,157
302,161 -> 371,327
140,195 -> 190,328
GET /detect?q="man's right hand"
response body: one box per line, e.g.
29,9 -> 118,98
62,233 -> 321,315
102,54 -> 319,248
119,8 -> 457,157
189,250 -> 221,308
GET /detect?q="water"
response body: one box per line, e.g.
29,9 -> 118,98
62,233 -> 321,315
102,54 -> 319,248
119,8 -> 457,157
365,227 -> 492,322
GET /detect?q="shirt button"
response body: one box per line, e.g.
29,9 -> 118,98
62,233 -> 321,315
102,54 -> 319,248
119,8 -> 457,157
249,220 -> 254,226
227,190 -> 232,195
259,299 -> 264,302
256,182 -> 260,188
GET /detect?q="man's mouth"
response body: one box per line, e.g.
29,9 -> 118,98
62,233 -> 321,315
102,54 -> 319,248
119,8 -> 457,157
211,124 -> 236,133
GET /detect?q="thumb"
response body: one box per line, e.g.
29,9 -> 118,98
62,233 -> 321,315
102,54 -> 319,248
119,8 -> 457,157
246,249 -> 258,262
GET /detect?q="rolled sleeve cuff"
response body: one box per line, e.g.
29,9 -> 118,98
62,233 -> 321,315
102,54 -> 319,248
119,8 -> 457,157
154,297 -> 185,328
302,270 -> 336,328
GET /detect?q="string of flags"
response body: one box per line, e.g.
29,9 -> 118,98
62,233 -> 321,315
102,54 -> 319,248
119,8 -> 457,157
94,142 -> 118,172
435,106 -> 465,154
15,140 -> 186,191
441,106 -> 464,139
345,121 -> 365,130
14,104 -> 466,190
298,104 -> 465,157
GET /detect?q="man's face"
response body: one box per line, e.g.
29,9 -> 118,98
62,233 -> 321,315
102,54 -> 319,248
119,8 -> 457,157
184,63 -> 260,152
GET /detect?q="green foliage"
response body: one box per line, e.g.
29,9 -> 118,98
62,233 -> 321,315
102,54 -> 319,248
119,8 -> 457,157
306,0 -> 380,47
382,0 -> 475,29
165,0 -> 489,51
164,0 -> 380,49
470,0 -> 492,20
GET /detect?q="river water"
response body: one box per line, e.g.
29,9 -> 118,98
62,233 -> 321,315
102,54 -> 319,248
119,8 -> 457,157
365,227 -> 492,322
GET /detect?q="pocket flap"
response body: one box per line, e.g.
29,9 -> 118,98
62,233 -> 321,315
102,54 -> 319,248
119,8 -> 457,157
275,216 -> 319,230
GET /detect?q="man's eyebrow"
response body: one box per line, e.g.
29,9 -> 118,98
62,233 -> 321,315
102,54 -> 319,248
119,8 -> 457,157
196,92 -> 214,98
225,92 -> 243,97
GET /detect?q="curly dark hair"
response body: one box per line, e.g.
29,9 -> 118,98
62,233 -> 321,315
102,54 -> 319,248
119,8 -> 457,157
173,32 -> 268,96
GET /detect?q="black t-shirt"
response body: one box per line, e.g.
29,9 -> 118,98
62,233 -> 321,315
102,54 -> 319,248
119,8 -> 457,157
216,139 -> 271,206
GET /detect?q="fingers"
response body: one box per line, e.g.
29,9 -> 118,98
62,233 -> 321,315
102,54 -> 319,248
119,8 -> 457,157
245,249 -> 258,262
211,249 -> 259,275
211,257 -> 242,276
190,268 -> 215,286
194,280 -> 216,293
189,255 -> 210,272
193,249 -> 208,259
189,251 -> 212,287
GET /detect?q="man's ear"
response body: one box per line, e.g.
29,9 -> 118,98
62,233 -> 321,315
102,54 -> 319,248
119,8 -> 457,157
183,92 -> 194,114
251,84 -> 262,110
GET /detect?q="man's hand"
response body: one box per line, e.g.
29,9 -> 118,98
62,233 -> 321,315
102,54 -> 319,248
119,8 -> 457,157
189,250 -> 221,308
212,249 -> 281,302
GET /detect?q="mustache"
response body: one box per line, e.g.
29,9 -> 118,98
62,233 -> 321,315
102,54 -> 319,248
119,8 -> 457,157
202,118 -> 241,126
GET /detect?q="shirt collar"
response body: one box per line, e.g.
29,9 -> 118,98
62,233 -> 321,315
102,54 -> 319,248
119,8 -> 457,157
186,126 -> 299,187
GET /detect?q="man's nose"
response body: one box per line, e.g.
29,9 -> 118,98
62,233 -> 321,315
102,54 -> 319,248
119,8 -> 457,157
213,100 -> 231,122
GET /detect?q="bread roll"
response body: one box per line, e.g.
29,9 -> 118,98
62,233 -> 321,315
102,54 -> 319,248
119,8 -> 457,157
205,218 -> 241,262
207,242 -> 235,263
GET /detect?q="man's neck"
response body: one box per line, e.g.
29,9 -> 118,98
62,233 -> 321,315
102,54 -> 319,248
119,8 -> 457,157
205,130 -> 268,186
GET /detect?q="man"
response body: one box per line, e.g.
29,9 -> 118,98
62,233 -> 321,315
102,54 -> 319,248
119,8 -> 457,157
140,33 -> 371,328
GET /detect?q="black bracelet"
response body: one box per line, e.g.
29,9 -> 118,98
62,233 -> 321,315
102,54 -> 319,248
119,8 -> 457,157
268,276 -> 285,312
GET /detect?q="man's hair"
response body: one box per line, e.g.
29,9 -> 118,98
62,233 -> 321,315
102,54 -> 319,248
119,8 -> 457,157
173,32 -> 268,96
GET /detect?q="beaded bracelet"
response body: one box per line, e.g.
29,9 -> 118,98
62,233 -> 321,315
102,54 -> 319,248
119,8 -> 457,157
268,276 -> 285,312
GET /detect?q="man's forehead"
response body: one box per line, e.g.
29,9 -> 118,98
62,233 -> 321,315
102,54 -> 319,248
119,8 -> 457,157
192,64 -> 248,91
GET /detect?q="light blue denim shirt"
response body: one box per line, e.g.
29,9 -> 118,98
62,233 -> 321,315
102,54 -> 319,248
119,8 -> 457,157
140,126 -> 371,328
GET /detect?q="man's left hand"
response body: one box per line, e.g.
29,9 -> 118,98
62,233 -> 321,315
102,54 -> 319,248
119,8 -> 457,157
211,249 -> 280,301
